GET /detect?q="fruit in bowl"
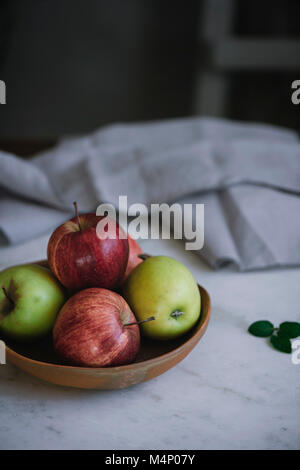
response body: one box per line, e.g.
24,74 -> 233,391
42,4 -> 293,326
123,256 -> 201,340
47,203 -> 129,291
1,202 -> 207,388
53,288 -> 141,367
0,264 -> 66,341
5,282 -> 210,389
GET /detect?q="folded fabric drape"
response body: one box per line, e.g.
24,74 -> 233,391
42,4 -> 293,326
0,116 -> 299,271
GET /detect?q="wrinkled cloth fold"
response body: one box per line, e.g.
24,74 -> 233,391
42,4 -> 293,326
0,116 -> 299,271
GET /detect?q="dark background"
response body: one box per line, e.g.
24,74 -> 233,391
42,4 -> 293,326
0,0 -> 299,154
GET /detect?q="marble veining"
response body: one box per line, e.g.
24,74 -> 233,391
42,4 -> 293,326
0,235 -> 299,450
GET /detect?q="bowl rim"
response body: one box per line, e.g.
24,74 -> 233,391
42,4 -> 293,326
5,284 -> 210,372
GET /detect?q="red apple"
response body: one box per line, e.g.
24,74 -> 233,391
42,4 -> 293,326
123,234 -> 143,280
47,204 -> 129,291
53,288 -> 140,367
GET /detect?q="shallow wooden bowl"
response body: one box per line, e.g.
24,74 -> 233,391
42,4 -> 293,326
5,285 -> 210,390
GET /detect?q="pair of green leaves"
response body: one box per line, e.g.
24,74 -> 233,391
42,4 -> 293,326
248,320 -> 300,353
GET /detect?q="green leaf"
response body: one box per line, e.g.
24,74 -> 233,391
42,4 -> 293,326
270,334 -> 292,354
278,322 -> 300,339
248,320 -> 274,337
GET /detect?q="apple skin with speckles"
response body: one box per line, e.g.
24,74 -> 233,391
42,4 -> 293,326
47,213 -> 129,291
123,234 -> 143,281
123,256 -> 201,341
53,288 -> 140,367
0,264 -> 66,341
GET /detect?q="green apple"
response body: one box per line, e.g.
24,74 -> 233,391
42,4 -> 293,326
123,256 -> 201,340
0,264 -> 66,341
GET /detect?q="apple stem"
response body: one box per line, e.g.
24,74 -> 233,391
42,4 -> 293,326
1,286 -> 14,307
137,253 -> 151,261
171,310 -> 184,318
73,201 -> 82,231
123,315 -> 155,327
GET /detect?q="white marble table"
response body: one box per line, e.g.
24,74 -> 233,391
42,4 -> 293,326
0,234 -> 299,450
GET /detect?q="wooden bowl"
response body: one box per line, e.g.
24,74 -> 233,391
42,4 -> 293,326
5,285 -> 210,390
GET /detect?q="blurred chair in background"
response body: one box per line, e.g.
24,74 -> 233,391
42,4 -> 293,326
0,0 -> 300,153
195,0 -> 300,129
